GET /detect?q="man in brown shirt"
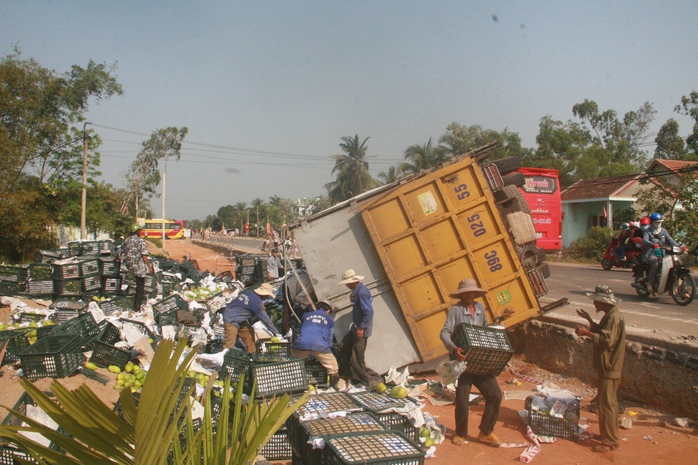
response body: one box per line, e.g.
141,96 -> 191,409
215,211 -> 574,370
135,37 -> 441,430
576,285 -> 626,453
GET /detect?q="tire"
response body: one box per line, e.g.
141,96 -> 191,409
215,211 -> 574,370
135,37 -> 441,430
491,156 -> 522,175
672,273 -> 696,306
502,171 -> 525,187
601,259 -> 613,271
634,272 -> 650,298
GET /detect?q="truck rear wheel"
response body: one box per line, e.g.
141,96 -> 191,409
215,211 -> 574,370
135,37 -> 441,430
495,185 -> 531,216
502,171 -> 525,187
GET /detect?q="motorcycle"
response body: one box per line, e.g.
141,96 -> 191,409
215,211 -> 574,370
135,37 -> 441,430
631,242 -> 697,306
601,236 -> 642,270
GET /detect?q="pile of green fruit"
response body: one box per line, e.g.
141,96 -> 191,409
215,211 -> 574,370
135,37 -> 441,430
102,362 -> 148,392
420,426 -> 435,448
264,301 -> 284,328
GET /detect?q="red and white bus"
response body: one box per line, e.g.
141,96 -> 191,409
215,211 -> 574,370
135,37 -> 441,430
137,218 -> 186,239
517,168 -> 562,252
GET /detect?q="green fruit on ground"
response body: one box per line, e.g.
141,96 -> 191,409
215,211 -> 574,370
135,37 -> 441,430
125,362 -> 134,373
390,386 -> 407,399
375,382 -> 387,394
420,427 -> 431,438
187,370 -> 197,378
85,362 -> 98,371
424,438 -> 435,448
108,365 -> 121,374
270,336 -> 280,343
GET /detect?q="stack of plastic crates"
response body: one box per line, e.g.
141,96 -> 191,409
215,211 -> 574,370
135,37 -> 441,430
89,322 -> 132,369
286,392 -> 364,458
221,349 -> 308,398
255,338 -> 292,357
0,328 -> 33,365
349,391 -> 421,444
25,263 -> 54,297
526,395 -> 581,439
294,411 -> 387,465
18,334 -> 83,381
450,324 -> 514,376
320,431 -> 424,465
304,355 -> 329,386
49,299 -> 88,324
50,312 -> 101,349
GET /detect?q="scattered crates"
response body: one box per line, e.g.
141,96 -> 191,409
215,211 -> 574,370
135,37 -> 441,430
37,249 -> 61,264
67,241 -> 81,256
19,335 -> 83,381
450,324 -> 514,376
294,412 -> 386,464
89,322 -> 131,368
259,428 -> 293,461
0,265 -> 27,283
54,279 -> 83,296
0,280 -> 25,296
99,258 -> 121,277
101,276 -> 122,293
321,431 -> 424,465
83,275 -> 101,292
28,263 -> 53,279
349,391 -> 419,443
17,311 -> 50,323
99,240 -> 115,255
221,350 -> 307,398
256,339 -> 292,357
526,396 -> 581,439
153,294 -> 188,316
0,328 -> 33,364
79,259 -> 100,277
304,356 -> 329,386
79,241 -> 100,256
53,262 -> 81,280
119,318 -> 162,345
50,299 -> 88,312
50,312 -> 101,345
25,279 -> 54,295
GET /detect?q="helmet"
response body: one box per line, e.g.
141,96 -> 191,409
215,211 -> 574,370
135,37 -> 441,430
640,217 -> 651,226
649,213 -> 663,222
628,221 -> 636,228
620,222 -> 630,230
316,300 -> 333,313
130,223 -> 142,233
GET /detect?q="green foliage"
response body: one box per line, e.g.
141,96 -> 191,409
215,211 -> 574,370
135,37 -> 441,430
564,226 -> 614,261
325,135 -> 377,203
675,91 -> 698,158
0,339 -> 308,465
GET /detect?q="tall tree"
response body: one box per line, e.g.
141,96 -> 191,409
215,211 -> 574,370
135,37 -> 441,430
0,49 -> 122,261
439,123 -> 531,161
654,119 -> 687,160
675,91 -> 698,159
325,135 -> 376,203
122,127 -> 188,218
377,166 -> 406,185
402,138 -> 447,174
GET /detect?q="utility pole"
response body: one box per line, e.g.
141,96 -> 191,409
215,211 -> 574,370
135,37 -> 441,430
162,154 -> 168,251
80,122 -> 91,240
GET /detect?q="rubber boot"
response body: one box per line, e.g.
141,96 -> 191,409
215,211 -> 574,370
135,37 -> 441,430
330,375 -> 340,390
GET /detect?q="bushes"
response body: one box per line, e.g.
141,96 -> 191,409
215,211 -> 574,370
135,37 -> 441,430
563,226 -> 614,262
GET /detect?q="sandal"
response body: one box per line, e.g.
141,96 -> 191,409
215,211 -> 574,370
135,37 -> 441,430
592,444 -> 619,453
452,435 -> 467,446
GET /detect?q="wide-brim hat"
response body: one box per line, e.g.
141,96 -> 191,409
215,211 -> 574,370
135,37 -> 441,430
254,283 -> 275,297
450,278 -> 487,297
586,285 -> 620,305
337,269 -> 364,285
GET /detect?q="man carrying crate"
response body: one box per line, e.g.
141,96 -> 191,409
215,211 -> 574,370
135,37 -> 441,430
291,300 -> 340,389
575,285 -> 626,453
440,278 -> 503,448
222,283 -> 280,352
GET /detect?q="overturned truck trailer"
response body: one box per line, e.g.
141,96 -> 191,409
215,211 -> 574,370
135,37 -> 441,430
288,143 -> 554,374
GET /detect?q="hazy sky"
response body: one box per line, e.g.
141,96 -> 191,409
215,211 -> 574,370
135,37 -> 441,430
2,1 -> 697,220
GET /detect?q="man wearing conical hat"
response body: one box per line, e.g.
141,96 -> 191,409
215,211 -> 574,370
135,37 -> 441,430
222,282 -> 280,353
440,278 -> 503,448
576,285 -> 626,453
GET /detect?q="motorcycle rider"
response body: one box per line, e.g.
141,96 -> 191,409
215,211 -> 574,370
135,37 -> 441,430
641,213 -> 679,293
612,222 -> 632,261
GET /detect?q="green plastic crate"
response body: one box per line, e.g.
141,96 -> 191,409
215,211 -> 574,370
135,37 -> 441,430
89,322 -> 131,368
50,312 -> 101,345
0,265 -> 27,283
99,258 -> 121,277
53,262 -> 80,280
0,328 -> 33,364
321,431 -> 424,465
450,324 -> 514,376
18,335 -> 83,381
221,350 -> 307,398
54,279 -> 82,296
79,259 -> 100,277
28,263 -> 53,280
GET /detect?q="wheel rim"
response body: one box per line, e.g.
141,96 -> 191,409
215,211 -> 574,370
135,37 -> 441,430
602,259 -> 613,270
672,274 -> 696,305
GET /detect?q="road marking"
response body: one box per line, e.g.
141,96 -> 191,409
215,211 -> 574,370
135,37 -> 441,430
543,299 -> 698,326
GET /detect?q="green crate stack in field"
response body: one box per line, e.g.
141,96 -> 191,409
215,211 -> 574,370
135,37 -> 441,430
79,241 -> 100,256
28,263 -> 53,280
0,265 -> 27,283
79,258 -> 100,277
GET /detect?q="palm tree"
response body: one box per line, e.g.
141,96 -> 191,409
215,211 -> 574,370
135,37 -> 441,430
233,202 -> 248,233
402,137 -> 447,174
325,135 -> 376,203
377,166 -> 407,185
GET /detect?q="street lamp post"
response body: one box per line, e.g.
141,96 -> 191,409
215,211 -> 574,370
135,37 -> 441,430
80,122 -> 91,240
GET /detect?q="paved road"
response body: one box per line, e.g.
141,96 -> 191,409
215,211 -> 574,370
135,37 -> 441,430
540,262 -> 698,344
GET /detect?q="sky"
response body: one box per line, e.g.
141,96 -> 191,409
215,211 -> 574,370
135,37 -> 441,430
2,1 -> 697,221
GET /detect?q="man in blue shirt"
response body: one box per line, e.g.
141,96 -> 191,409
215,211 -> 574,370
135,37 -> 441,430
292,300 -> 340,389
336,269 -> 378,389
440,278 -> 502,448
222,283 -> 280,352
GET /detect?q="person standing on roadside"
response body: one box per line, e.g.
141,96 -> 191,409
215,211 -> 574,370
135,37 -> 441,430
336,269 -> 378,389
117,223 -> 154,311
266,248 -> 283,281
440,278 -> 503,448
575,285 -> 626,453
222,283 -> 280,353
292,300 -> 340,389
